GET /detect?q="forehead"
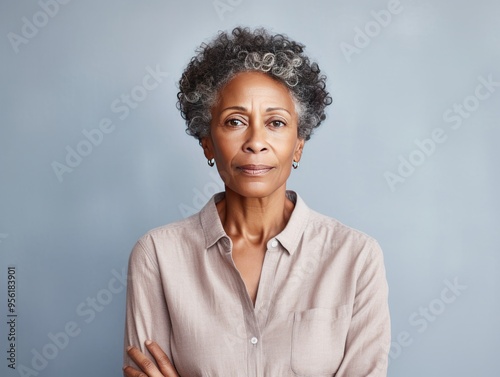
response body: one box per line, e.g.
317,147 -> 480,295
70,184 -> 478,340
216,71 -> 295,109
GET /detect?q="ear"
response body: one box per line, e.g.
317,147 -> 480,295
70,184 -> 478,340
293,138 -> 305,162
201,136 -> 214,160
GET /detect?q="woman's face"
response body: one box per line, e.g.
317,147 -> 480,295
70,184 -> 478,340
202,71 -> 304,199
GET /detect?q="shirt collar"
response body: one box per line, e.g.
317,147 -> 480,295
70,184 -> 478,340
199,190 -> 310,255
276,190 -> 310,255
199,192 -> 228,249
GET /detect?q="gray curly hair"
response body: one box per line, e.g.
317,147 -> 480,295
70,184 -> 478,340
177,27 -> 332,141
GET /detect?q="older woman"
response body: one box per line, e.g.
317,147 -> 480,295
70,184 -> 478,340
123,27 -> 390,377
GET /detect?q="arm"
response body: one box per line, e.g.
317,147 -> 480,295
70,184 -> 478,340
123,237 -> 175,370
335,240 -> 391,376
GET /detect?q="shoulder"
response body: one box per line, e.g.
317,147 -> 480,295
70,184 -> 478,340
309,209 -> 377,245
286,191 -> 382,259
304,208 -> 383,264
129,213 -> 203,265
128,192 -> 224,267
139,213 -> 202,244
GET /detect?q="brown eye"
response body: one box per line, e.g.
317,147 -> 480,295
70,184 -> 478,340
226,119 -> 243,127
269,120 -> 285,128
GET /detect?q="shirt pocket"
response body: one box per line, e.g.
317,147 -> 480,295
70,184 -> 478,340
290,306 -> 349,377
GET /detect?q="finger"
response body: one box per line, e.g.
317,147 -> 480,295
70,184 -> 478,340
123,365 -> 147,377
145,340 -> 180,377
126,345 -> 163,377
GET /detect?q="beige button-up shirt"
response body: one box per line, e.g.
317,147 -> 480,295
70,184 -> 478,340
124,191 -> 390,376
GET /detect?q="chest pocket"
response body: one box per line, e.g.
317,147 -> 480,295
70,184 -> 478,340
291,306 -> 350,377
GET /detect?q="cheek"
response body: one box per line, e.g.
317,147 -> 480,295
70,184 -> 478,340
216,168 -> 232,186
213,142 -> 235,162
281,138 -> 301,158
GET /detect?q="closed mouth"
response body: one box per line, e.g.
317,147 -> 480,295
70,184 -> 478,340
237,165 -> 274,175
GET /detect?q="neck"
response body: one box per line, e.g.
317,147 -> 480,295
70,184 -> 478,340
216,186 -> 294,245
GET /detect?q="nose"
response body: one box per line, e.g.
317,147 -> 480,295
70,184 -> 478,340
243,122 -> 268,153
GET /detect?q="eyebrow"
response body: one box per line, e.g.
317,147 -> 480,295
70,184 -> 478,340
221,106 -> 292,115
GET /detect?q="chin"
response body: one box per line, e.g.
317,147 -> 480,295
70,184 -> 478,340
228,182 -> 287,199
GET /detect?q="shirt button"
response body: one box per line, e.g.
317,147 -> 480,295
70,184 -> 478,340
270,239 -> 278,248
250,337 -> 258,345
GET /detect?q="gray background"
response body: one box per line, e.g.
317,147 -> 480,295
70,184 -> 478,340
1,0 -> 499,376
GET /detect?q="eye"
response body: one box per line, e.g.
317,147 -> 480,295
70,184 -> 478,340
269,119 -> 286,128
225,118 -> 244,127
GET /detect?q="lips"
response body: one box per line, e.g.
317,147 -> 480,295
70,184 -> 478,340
237,164 -> 274,175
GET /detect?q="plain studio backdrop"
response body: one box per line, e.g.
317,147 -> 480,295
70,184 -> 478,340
0,0 -> 499,376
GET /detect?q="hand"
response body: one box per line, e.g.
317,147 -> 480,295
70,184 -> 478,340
123,340 -> 180,377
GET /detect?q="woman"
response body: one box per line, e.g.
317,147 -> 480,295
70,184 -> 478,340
123,27 -> 390,377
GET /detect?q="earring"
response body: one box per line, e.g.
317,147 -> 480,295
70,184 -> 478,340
207,158 -> 215,167
292,160 -> 299,169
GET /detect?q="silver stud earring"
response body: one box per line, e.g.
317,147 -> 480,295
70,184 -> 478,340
292,160 -> 299,169
207,158 -> 215,167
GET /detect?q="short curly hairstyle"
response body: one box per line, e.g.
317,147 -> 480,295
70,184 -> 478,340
177,26 -> 332,141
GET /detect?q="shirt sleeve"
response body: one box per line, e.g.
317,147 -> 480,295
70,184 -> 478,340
335,240 -> 391,376
123,236 -> 173,368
